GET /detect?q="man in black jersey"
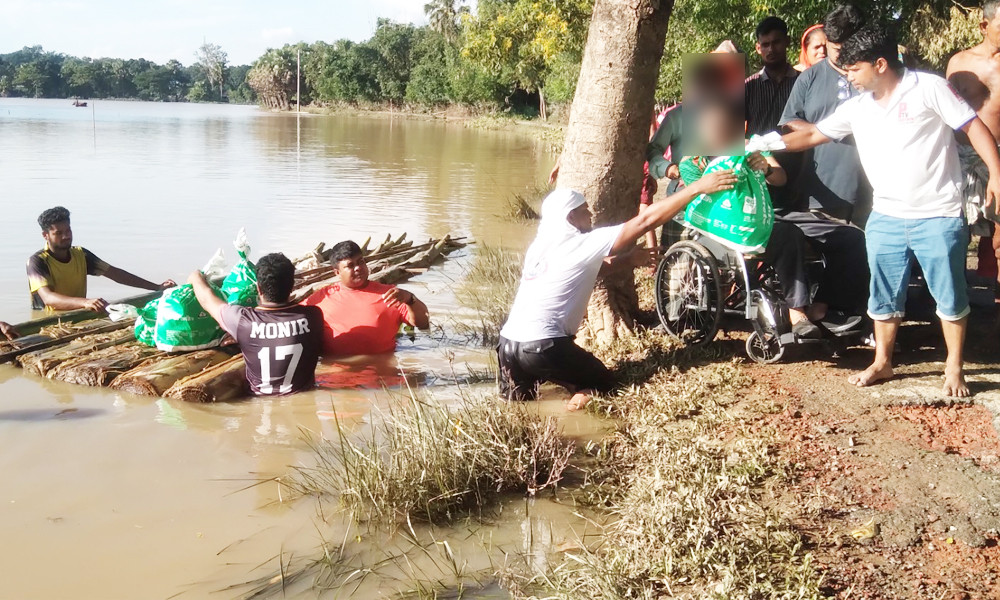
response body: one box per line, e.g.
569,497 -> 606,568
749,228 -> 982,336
189,253 -> 323,396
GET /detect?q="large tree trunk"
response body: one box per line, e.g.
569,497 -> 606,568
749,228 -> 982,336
557,0 -> 673,346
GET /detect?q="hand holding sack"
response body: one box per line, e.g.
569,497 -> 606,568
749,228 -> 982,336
154,283 -> 225,352
137,230 -> 259,351
149,250 -> 229,352
220,228 -> 258,307
682,143 -> 776,254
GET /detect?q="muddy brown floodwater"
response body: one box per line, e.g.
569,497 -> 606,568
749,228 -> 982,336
0,99 -> 608,599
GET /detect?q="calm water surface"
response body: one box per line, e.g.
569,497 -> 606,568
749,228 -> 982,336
0,100 -> 601,599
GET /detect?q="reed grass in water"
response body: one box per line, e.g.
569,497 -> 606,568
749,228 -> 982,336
286,390 -> 574,526
453,245 -> 523,348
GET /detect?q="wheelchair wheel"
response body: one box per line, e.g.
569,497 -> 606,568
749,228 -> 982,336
655,241 -> 723,347
746,330 -> 785,364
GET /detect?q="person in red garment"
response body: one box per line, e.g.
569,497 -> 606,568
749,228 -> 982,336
302,241 -> 430,356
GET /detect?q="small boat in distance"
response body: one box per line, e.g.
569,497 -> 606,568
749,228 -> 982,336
72,99 -> 88,107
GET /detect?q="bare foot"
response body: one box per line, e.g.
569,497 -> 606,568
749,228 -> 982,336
943,367 -> 970,398
566,392 -> 592,411
848,363 -> 894,388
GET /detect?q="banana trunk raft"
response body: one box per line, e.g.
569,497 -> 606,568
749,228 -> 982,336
0,234 -> 467,401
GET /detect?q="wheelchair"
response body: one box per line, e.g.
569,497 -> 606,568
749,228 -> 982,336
653,222 -> 864,363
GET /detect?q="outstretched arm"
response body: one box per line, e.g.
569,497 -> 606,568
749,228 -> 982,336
963,116 -> 1000,213
188,271 -> 226,326
610,169 -> 738,255
105,266 -> 175,291
36,286 -> 108,313
780,124 -> 834,152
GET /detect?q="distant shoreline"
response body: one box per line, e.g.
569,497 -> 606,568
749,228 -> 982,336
286,103 -> 567,149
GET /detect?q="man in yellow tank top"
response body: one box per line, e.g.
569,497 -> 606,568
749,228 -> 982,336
26,207 -> 176,312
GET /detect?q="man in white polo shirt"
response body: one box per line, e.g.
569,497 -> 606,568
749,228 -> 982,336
778,26 -> 1000,397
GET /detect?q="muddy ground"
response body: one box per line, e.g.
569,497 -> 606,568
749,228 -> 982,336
722,279 -> 1000,599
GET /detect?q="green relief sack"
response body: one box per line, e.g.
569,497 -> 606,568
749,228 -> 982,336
133,298 -> 160,347
153,283 -> 225,352
220,228 -> 258,307
682,154 -> 774,254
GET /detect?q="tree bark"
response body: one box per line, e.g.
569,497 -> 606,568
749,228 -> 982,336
556,0 -> 673,347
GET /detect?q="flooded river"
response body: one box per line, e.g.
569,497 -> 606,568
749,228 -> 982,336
0,100 -> 601,598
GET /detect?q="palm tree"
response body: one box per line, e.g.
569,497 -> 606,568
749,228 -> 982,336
424,0 -> 470,44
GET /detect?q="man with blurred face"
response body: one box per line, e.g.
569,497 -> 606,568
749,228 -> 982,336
947,0 -> 1000,306
301,241 -> 429,356
27,206 -> 176,312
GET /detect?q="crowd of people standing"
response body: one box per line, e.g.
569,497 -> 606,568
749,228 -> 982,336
502,2 -> 1000,409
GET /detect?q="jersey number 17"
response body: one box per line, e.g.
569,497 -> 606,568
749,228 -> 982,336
258,344 -> 304,394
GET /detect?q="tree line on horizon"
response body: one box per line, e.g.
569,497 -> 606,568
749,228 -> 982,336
0,43 -> 255,103
0,0 -> 982,117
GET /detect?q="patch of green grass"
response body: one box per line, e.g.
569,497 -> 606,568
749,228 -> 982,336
284,390 -> 574,526
502,190 -> 542,221
500,356 -> 822,600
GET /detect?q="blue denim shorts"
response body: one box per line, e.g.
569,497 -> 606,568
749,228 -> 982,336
865,212 -> 970,321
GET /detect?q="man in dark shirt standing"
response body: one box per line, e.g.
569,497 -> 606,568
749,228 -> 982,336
746,17 -> 799,136
777,3 -> 870,324
189,253 -> 322,396
745,16 -> 825,337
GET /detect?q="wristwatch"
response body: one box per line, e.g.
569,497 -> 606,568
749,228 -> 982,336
764,164 -> 774,177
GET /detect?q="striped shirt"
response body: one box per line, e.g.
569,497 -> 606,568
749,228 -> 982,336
745,66 -> 799,136
745,65 -> 800,210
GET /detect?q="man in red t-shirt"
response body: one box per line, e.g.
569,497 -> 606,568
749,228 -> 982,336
302,241 -> 430,356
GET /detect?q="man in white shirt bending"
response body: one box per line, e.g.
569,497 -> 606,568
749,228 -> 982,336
498,171 -> 736,410
780,26 -> 1000,397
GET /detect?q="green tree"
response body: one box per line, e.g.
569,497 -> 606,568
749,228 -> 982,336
407,30 -> 453,105
463,0 -> 593,118
370,20 -> 418,105
61,57 -> 99,97
99,58 -> 139,98
424,0 -> 470,44
194,42 -> 228,100
226,64 -> 256,104
307,40 -> 382,104
13,51 -> 65,98
133,60 -> 190,101
186,80 -> 211,102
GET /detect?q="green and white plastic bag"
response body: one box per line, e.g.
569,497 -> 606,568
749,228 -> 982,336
221,228 -> 257,307
683,152 -> 774,254
133,299 -> 159,347
152,250 -> 228,352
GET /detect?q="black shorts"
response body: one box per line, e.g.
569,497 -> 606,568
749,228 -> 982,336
497,336 -> 615,401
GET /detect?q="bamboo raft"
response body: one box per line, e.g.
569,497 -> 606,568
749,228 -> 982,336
0,234 -> 466,401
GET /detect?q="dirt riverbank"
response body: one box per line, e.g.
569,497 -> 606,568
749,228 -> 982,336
734,300 -> 1000,598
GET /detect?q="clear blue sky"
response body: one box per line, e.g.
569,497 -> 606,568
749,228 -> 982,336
0,0 -> 431,65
